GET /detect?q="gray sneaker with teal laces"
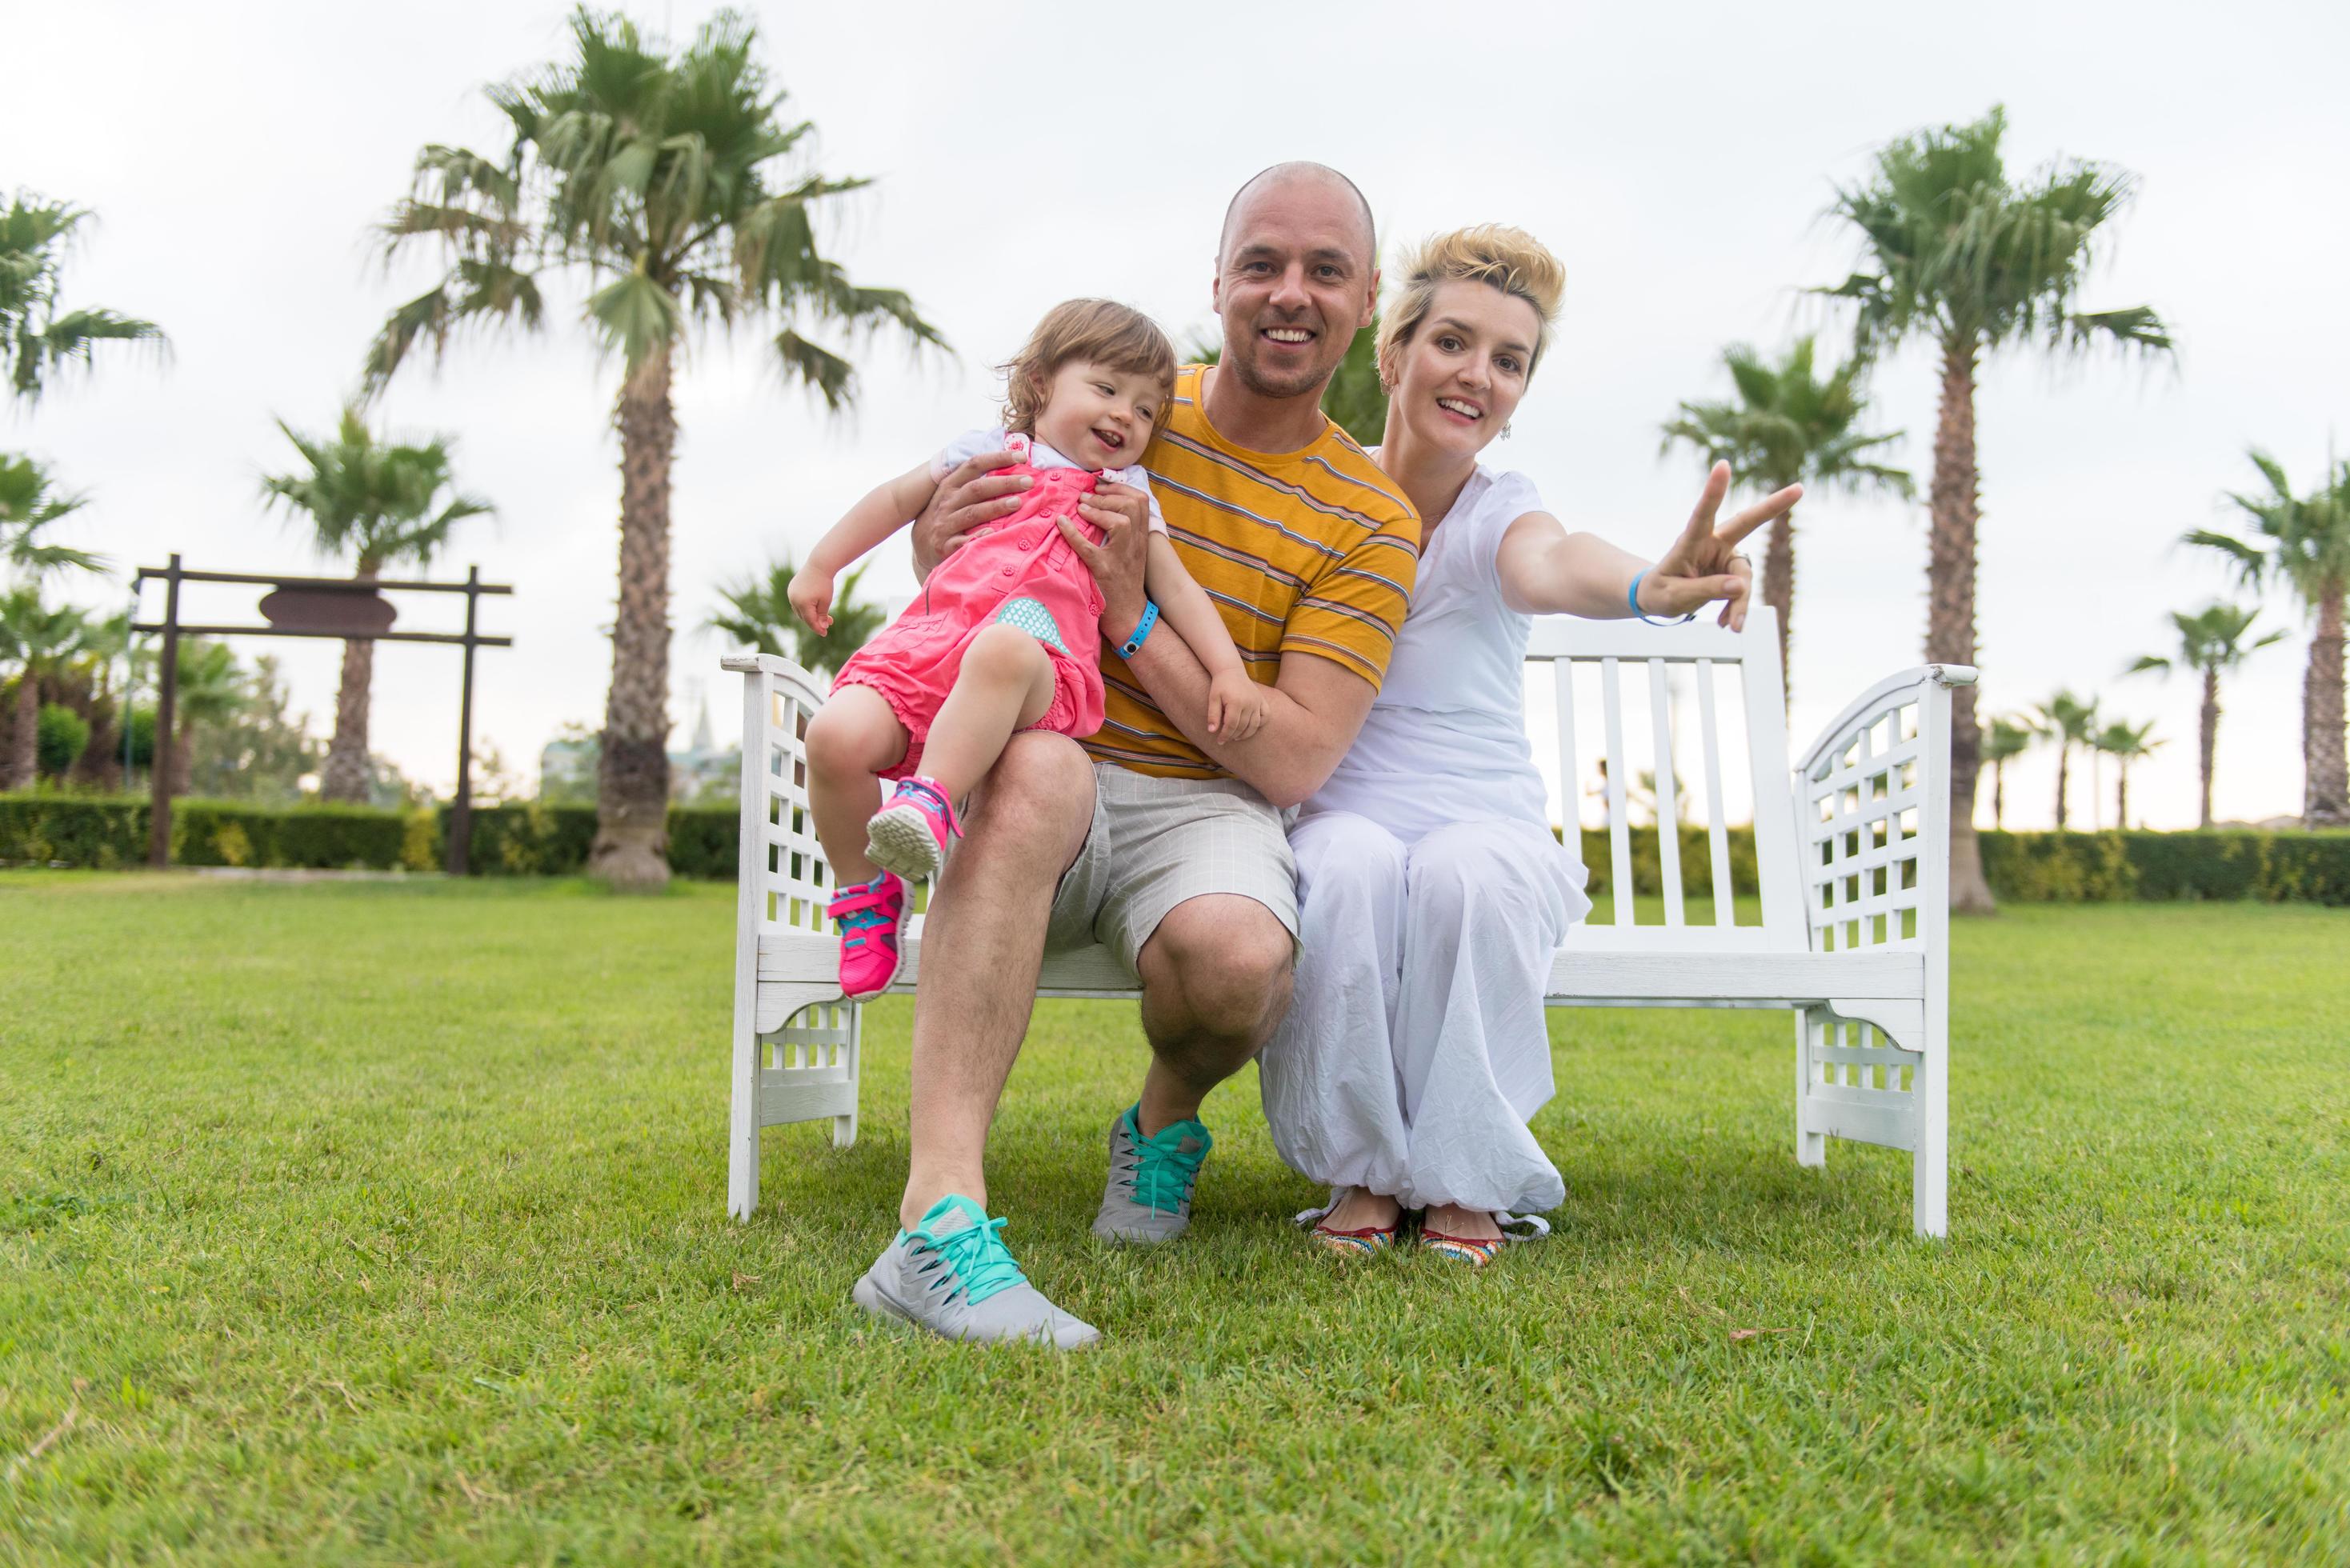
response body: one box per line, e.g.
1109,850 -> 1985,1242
851,1194 -> 1099,1350
1092,1105 -> 1212,1244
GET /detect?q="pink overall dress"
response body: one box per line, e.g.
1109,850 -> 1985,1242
833,450 -> 1111,780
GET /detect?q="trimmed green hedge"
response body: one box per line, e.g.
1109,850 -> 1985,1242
0,794 -> 150,869
1981,830 -> 2350,906
0,794 -> 433,871
7,791 -> 2347,904
434,802 -> 738,877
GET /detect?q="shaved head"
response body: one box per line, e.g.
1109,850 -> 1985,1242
1218,161 -> 1376,270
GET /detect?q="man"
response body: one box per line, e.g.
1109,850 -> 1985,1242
850,162 -> 1417,1349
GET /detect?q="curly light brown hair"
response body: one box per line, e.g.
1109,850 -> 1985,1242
999,298 -> 1178,435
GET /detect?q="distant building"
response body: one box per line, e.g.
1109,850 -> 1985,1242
538,738 -> 598,803
669,687 -> 738,803
538,686 -> 737,806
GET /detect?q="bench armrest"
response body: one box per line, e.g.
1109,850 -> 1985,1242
1796,665 -> 1976,782
726,652 -> 835,938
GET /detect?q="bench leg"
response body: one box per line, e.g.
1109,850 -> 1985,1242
729,1009 -> 762,1222
832,1006 -> 860,1150
1793,1010 -> 1827,1168
1911,1006 -> 1948,1240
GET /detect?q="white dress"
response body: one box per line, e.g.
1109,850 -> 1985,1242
1259,464 -> 1592,1214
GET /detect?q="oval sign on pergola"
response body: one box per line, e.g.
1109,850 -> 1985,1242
130,557 -> 511,874
258,586 -> 398,637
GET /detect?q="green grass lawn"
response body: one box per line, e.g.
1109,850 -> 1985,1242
2,872 -> 2345,1563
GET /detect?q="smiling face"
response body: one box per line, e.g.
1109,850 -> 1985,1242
1383,278 -> 1543,462
1032,358 -> 1166,470
1213,176 -> 1378,404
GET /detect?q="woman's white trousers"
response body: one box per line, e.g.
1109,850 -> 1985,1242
1260,811 -> 1587,1214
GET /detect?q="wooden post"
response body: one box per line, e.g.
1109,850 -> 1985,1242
447,565 -> 480,877
147,555 -> 182,868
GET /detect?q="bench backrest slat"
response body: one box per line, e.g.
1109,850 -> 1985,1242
1529,608 -> 1806,954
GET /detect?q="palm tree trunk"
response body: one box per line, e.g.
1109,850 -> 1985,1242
591,345 -> 676,890
1763,506 -> 1796,709
2055,744 -> 2069,830
1992,759 -> 2005,830
1928,338 -> 1995,910
2116,762 -> 2129,830
6,675 -> 36,790
319,559 -> 380,804
2307,579 -> 2348,828
2197,663 -> 2219,830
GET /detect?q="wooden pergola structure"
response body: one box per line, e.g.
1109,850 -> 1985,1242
130,555 -> 511,873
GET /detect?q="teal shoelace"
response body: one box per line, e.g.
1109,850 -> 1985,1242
913,1214 -> 1028,1306
831,877 -> 895,946
1123,1115 -> 1210,1213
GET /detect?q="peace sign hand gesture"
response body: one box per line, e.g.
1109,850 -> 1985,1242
1639,461 -> 1801,632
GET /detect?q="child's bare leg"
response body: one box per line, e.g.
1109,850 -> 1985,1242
920,624 -> 1058,801
806,686 -> 908,886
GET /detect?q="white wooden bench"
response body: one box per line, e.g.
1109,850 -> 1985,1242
723,608 -> 1976,1237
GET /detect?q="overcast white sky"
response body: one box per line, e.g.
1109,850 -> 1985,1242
8,0 -> 2345,829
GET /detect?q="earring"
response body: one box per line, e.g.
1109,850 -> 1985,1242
1502,422 -> 1513,439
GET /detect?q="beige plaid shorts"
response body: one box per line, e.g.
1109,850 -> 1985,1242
1044,764 -> 1299,978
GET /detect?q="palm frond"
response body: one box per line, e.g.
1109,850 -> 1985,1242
771,327 -> 855,410
586,270 -> 686,368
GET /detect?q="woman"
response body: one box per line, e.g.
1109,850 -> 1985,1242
1259,225 -> 1796,1263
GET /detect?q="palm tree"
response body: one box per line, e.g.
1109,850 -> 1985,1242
2091,718 -> 2161,829
707,558 -> 883,678
2187,452 -> 2350,827
1188,320 -> 1388,446
1980,713 -> 2040,830
260,406 -> 491,802
1659,337 -> 1911,702
0,589 -> 90,790
2128,602 -> 2284,828
0,193 -> 166,403
362,8 -> 943,890
165,639 -> 245,798
0,455 -> 106,576
1818,106 -> 2171,907
2034,689 -> 2099,830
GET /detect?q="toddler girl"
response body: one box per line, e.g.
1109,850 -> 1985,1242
789,298 -> 1269,998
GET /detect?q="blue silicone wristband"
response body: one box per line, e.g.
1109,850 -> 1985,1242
1628,570 -> 1694,627
1119,599 -> 1160,659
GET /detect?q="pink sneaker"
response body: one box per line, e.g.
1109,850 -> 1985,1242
826,870 -> 907,1001
863,775 -> 963,882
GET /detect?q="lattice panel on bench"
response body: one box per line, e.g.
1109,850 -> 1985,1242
1801,1009 -> 1920,1152
757,682 -> 836,935
1805,698 -> 1925,951
766,999 -> 859,1076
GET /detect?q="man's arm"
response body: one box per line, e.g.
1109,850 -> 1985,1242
1059,484 -> 1382,809
1120,618 -> 1375,808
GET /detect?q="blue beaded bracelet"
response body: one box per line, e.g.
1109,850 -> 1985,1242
1628,570 -> 1695,627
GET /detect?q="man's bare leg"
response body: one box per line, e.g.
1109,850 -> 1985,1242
1133,894 -> 1295,1136
898,732 -> 1096,1230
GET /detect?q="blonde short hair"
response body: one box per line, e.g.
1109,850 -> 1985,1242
1374,225 -> 1566,389
999,298 -> 1178,435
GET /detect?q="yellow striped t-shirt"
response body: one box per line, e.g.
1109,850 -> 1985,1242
1085,364 -> 1421,778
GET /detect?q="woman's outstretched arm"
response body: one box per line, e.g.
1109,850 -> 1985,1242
1494,463 -> 1797,630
